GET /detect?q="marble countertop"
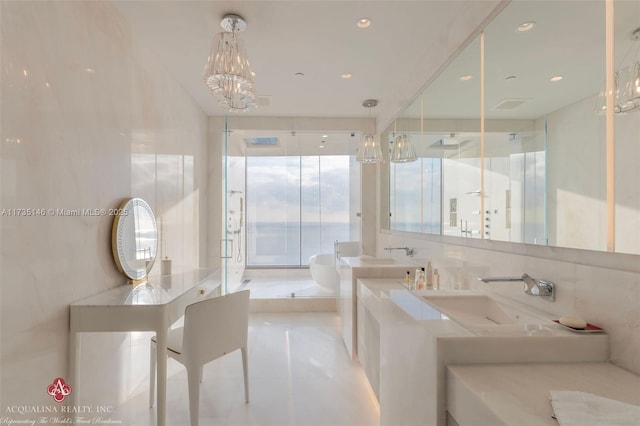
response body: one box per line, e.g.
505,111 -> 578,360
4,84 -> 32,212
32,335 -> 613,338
339,255 -> 416,268
70,268 -> 219,306
447,362 -> 640,426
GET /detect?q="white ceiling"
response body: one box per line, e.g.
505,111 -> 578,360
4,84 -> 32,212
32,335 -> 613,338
111,0 -> 502,126
401,0 -> 640,120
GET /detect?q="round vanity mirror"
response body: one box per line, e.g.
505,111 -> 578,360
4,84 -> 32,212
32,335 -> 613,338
111,198 -> 158,282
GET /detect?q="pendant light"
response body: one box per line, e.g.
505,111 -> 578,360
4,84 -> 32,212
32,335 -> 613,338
391,116 -> 417,163
356,99 -> 383,163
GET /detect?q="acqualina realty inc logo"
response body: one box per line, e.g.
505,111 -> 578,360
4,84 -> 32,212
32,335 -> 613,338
47,378 -> 71,403
2,377 -> 121,425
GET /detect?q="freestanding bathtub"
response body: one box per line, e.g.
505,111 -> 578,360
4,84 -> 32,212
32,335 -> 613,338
309,253 -> 339,289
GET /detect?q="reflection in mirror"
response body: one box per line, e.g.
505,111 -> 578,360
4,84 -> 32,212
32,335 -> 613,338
384,1 -> 639,255
112,198 -> 158,282
484,1 -> 604,250
483,131 -> 545,243
614,0 -> 640,255
439,134 -> 482,238
386,35 -> 482,237
389,116 -> 423,232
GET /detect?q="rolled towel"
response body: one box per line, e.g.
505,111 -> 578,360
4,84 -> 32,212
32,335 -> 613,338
550,390 -> 640,426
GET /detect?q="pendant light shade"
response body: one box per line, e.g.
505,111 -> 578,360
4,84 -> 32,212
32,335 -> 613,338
391,134 -> 417,163
356,99 -> 383,164
356,134 -> 383,163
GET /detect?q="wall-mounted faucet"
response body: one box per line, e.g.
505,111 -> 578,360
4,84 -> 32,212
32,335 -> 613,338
477,273 -> 555,301
384,246 -> 414,256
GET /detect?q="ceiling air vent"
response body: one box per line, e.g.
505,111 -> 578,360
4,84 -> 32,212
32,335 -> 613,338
255,95 -> 270,107
491,98 -> 528,110
244,137 -> 278,146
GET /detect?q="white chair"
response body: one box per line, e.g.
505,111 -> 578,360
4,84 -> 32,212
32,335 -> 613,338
149,290 -> 250,426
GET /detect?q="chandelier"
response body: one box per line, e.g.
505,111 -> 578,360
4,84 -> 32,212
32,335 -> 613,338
356,99 -> 383,163
596,27 -> 640,115
203,14 -> 256,112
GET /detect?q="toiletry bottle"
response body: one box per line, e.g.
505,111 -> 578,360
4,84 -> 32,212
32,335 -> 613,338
405,271 -> 413,290
417,267 -> 426,290
414,268 -> 421,289
433,268 -> 440,290
426,261 -> 433,290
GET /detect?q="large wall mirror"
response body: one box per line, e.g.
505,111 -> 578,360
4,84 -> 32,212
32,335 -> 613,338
383,0 -> 640,255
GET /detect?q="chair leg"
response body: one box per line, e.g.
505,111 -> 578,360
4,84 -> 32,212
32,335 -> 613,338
241,346 -> 249,403
187,367 -> 201,426
149,339 -> 156,408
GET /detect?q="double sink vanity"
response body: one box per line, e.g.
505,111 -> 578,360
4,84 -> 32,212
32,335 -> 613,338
337,256 -> 639,426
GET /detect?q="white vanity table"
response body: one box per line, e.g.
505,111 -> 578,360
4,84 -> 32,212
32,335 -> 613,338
69,268 -> 221,426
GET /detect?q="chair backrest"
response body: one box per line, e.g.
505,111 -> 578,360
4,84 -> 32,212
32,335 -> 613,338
182,290 -> 250,365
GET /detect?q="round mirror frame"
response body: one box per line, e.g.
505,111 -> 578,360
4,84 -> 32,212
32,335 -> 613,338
111,198 -> 158,283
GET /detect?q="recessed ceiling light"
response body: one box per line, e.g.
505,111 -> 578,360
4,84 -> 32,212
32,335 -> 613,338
505,75 -> 517,80
550,76 -> 563,82
517,21 -> 536,32
459,75 -> 473,81
294,72 -> 304,78
322,134 -> 328,138
356,18 -> 372,29
341,73 -> 352,79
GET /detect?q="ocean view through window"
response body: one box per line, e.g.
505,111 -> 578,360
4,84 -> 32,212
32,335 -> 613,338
246,155 -> 355,267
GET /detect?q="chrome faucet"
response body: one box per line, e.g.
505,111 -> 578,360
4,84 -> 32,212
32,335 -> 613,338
477,273 -> 555,301
384,246 -> 414,256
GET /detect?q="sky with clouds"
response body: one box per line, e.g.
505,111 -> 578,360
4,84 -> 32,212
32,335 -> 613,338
246,155 -> 352,224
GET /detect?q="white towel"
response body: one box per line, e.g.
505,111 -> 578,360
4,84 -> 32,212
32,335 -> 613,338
550,390 -> 640,426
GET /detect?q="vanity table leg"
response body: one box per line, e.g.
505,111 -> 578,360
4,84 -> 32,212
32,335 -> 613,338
155,328 -> 168,426
68,324 -> 80,410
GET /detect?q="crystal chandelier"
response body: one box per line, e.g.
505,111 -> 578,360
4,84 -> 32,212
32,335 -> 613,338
356,99 -> 383,163
596,27 -> 640,115
203,14 -> 256,112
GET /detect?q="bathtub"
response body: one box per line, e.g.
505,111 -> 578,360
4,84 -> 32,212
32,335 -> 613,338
309,253 -> 339,289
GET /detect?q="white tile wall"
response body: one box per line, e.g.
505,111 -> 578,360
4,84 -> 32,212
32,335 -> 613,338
1,0 -> 208,414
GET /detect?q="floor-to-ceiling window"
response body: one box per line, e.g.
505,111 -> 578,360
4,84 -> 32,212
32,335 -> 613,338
223,130 -> 361,297
246,154 -> 353,267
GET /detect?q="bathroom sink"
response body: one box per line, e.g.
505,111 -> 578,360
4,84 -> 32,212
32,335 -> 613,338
358,255 -> 399,265
420,294 -> 548,327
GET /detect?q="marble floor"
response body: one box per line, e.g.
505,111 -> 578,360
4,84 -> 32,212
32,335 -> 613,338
114,313 -> 379,425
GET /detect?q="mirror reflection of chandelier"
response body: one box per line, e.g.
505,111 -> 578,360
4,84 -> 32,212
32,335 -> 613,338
597,27 -> 640,115
203,14 -> 256,113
